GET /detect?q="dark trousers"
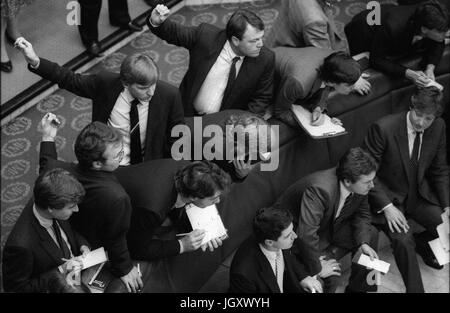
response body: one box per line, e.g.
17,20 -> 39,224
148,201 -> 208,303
78,0 -> 131,46
374,198 -> 443,293
322,224 -> 379,293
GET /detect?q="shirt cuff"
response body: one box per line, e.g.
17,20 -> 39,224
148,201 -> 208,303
377,203 -> 393,214
30,60 -> 40,69
178,239 -> 184,254
148,18 -> 160,28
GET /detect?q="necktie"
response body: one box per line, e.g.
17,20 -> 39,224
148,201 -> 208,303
129,99 -> 143,164
406,132 -> 421,212
52,219 -> 71,259
335,193 -> 353,220
275,250 -> 284,293
221,56 -> 241,108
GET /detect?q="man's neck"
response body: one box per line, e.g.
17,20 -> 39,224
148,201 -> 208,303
35,205 -> 53,220
228,40 -> 244,57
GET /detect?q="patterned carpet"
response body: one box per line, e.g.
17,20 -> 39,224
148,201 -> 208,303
0,0 -> 397,290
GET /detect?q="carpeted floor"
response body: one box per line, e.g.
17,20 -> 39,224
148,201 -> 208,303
3,0 -> 446,293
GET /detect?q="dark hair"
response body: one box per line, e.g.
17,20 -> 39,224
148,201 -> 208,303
174,161 -> 231,199
336,147 -> 378,183
120,52 -> 159,86
34,168 -> 85,211
318,51 -> 361,85
411,86 -> 444,116
46,271 -> 91,293
74,122 -> 123,169
414,0 -> 449,32
253,207 -> 292,244
226,9 -> 264,40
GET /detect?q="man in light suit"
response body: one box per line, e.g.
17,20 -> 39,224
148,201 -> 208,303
16,38 -> 184,165
229,207 -> 323,293
2,168 -> 90,293
147,5 -> 275,117
364,86 -> 449,293
275,147 -> 379,293
265,0 -> 347,51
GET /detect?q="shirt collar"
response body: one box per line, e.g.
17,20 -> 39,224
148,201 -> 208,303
224,40 -> 243,62
339,181 -> 352,201
33,203 -> 53,229
259,244 -> 281,261
123,88 -> 147,106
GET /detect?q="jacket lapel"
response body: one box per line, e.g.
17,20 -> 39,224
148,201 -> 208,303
417,125 -> 433,180
394,113 -> 412,184
59,220 -> 78,256
221,57 -> 250,110
257,249 -> 281,293
32,215 -> 64,265
143,86 -> 162,160
102,78 -> 124,122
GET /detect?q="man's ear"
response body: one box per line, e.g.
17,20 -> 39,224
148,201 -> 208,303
420,26 -> 427,35
91,160 -> 103,170
264,239 -> 274,248
231,35 -> 240,47
342,178 -> 352,189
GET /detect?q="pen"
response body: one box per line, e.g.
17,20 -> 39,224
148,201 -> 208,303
137,263 -> 142,277
176,232 -> 190,237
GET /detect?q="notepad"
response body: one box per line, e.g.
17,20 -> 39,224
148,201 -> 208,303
291,104 -> 347,139
185,204 -> 228,245
356,254 -> 390,274
81,247 -> 108,270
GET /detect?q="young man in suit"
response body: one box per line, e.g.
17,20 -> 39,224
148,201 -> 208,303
345,0 -> 449,87
274,51 -> 370,128
229,207 -> 323,293
2,168 -> 90,293
115,160 -> 232,261
147,5 -> 275,117
364,86 -> 449,293
77,0 -> 142,57
275,147 -> 379,293
265,0 -> 347,52
39,114 -> 143,293
16,37 -> 184,165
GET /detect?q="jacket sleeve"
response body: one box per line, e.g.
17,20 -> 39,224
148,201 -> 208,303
297,187 -> 326,275
29,58 -> 100,99
351,197 -> 373,246
420,38 -> 445,69
2,245 -> 61,293
247,51 -> 275,115
147,15 -> 200,50
303,21 -> 333,50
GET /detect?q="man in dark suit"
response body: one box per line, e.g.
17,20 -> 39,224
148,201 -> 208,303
2,168 -> 90,293
78,0 -> 142,57
147,5 -> 275,117
345,1 -> 449,87
364,87 -> 449,293
275,148 -> 379,293
16,37 -> 184,165
114,160 -> 232,261
39,114 -> 143,293
229,207 -> 323,293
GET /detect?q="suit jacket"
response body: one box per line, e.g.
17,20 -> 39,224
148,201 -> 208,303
114,159 -> 192,261
29,58 -> 185,161
229,236 -> 309,293
2,200 -> 89,292
265,0 -> 347,52
39,142 -> 134,277
274,168 -> 373,275
364,112 -> 449,212
345,4 -> 445,77
147,17 -> 275,117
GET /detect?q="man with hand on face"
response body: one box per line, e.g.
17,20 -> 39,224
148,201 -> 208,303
364,86 -> 449,293
2,168 -> 90,293
230,207 -> 323,293
275,147 -> 379,293
39,114 -> 143,293
15,37 -> 184,165
147,5 -> 275,117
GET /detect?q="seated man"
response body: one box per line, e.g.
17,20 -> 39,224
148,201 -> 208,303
345,0 -> 449,87
229,207 -> 323,293
265,0 -> 347,52
39,114 -> 142,293
16,37 -> 184,165
147,5 -> 274,117
2,168 -> 90,293
275,147 -> 379,293
116,160 -> 232,261
274,51 -> 370,128
364,86 -> 449,293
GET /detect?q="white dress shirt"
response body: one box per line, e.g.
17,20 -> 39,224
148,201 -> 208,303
193,40 -> 244,114
335,181 -> 352,219
259,244 -> 284,292
108,88 -> 149,166
406,111 -> 423,159
33,204 -> 73,257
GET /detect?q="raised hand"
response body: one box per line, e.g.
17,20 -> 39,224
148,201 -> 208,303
150,4 -> 171,27
14,37 -> 40,67
40,113 -> 61,141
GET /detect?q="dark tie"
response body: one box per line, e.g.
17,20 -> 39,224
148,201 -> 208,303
335,193 -> 353,221
129,99 -> 143,164
406,132 -> 421,212
221,56 -> 241,108
52,219 -> 71,259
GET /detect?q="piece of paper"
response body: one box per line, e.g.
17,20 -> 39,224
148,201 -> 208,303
185,204 -> 228,245
437,224 -> 449,252
291,104 -> 347,139
441,211 -> 449,233
428,238 -> 450,266
81,247 -> 108,270
357,254 -> 390,274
